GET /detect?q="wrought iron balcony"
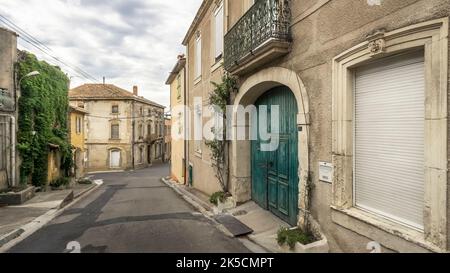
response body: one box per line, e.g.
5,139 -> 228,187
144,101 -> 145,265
224,0 -> 292,75
146,134 -> 162,144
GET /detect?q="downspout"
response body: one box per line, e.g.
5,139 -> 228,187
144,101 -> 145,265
183,50 -> 189,185
183,65 -> 188,185
131,100 -> 135,170
10,116 -> 15,187
0,114 -> 15,187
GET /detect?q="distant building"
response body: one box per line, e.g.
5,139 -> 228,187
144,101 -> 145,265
164,117 -> 172,163
69,106 -> 89,179
0,27 -> 18,190
165,55 -> 186,183
69,84 -> 165,172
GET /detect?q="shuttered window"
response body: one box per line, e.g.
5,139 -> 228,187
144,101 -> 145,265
111,124 -> 120,139
214,4 -> 224,59
354,51 -> 425,230
195,36 -> 202,78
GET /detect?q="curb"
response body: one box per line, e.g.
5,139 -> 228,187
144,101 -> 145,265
0,182 -> 102,253
161,177 -> 214,217
160,177 -> 268,253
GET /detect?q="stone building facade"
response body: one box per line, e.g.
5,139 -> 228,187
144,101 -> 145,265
182,0 -> 450,252
69,84 -> 165,173
0,27 -> 18,191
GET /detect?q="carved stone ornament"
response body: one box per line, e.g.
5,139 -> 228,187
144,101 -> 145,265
367,30 -> 386,57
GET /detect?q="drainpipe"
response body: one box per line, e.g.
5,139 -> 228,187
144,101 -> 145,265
0,114 -> 16,187
131,100 -> 136,170
183,65 -> 188,185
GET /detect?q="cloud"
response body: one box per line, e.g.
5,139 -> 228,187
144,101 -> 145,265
0,0 -> 202,108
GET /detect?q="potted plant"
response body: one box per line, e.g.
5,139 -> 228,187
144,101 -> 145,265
210,191 -> 235,214
277,226 -> 329,253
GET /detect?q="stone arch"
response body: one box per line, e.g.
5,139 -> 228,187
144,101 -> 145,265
230,66 -> 310,226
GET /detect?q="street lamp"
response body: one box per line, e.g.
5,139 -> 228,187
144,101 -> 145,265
19,71 -> 40,85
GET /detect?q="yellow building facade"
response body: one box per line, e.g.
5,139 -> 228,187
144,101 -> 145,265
69,106 -> 88,178
166,55 -> 186,183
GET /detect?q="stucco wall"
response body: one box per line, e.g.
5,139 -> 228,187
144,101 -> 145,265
186,1 -> 227,196
170,68 -> 185,182
70,112 -> 85,151
227,0 -> 450,252
0,27 -> 17,190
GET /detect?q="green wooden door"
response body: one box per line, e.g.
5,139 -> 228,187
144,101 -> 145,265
251,86 -> 299,226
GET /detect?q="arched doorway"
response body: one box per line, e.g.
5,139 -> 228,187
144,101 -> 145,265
110,149 -> 121,168
251,86 -> 299,226
230,66 -> 310,228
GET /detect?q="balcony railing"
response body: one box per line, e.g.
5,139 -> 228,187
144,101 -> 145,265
224,0 -> 292,74
146,134 -> 162,144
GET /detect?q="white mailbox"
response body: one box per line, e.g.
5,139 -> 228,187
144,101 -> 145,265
319,162 -> 333,183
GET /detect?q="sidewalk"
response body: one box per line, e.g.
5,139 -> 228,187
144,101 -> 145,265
0,182 -> 101,250
161,177 -> 288,253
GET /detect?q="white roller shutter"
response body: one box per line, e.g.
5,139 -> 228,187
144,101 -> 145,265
354,51 -> 425,231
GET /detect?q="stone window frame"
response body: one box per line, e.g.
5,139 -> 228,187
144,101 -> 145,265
331,18 -> 448,252
110,120 -> 121,140
111,104 -> 119,115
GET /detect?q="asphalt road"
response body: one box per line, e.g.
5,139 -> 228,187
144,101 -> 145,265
8,164 -> 251,253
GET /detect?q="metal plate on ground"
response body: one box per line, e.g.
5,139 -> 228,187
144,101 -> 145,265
214,214 -> 253,237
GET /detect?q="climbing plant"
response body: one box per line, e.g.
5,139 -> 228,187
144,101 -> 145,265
205,74 -> 237,193
16,51 -> 72,187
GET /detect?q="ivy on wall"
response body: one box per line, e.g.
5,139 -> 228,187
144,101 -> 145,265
17,51 -> 72,187
205,74 -> 237,193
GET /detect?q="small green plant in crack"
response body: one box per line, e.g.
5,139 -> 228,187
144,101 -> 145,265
209,191 -> 227,206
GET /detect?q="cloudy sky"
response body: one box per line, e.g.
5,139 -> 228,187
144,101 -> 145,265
0,0 -> 202,108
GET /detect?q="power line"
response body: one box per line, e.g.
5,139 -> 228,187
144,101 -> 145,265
0,13 -> 166,106
0,13 -> 99,83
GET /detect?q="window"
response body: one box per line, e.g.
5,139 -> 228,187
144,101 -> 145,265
331,19 -> 448,250
76,116 -> 82,134
177,74 -> 182,100
139,147 -> 144,164
138,124 -> 143,139
354,52 -> 425,230
0,117 -> 8,170
140,107 -> 143,116
112,105 -> 119,114
214,3 -> 224,61
111,124 -> 120,139
195,35 -> 202,79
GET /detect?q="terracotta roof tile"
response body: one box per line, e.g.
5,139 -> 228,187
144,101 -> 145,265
69,84 -> 164,108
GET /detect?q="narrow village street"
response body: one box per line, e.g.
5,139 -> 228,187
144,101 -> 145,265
7,164 -> 250,253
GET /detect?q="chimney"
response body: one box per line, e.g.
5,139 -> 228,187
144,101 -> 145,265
133,86 -> 138,96
103,77 -> 105,84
